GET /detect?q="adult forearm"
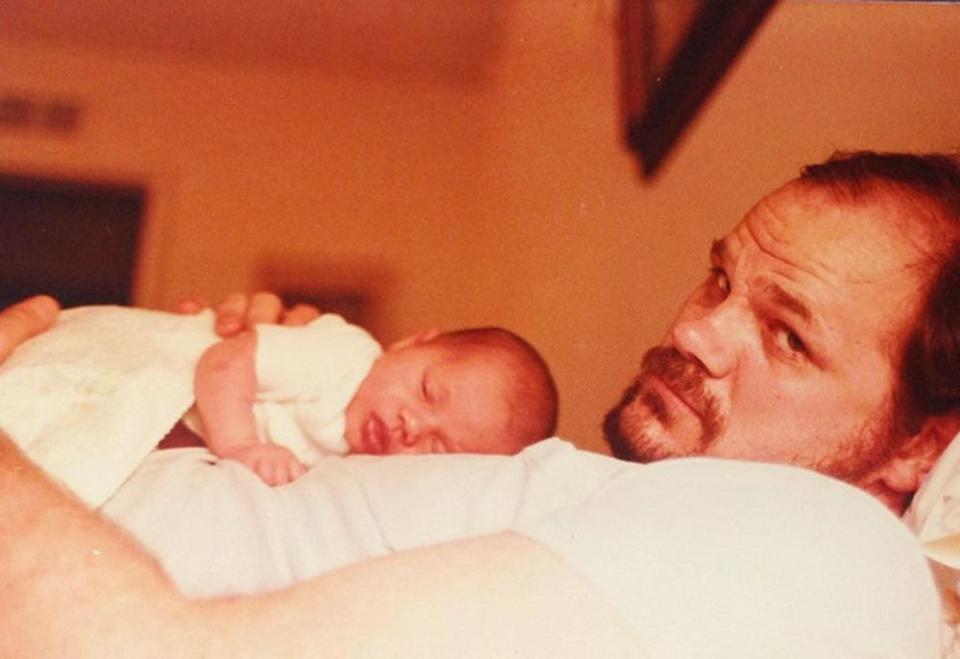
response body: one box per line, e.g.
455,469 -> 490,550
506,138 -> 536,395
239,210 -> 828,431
199,533 -> 636,658
0,434 -> 203,658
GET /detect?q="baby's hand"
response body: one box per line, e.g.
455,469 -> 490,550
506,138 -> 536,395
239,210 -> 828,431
220,444 -> 307,486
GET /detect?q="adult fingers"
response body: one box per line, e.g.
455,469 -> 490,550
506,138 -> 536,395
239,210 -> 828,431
281,303 -> 320,327
213,291 -> 315,337
0,295 -> 60,363
245,292 -> 283,327
173,297 -> 209,315
213,293 -> 250,337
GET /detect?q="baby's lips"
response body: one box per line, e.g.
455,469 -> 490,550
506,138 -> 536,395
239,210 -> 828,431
362,413 -> 388,454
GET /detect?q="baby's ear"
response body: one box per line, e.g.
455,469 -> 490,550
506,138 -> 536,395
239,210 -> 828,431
388,328 -> 440,351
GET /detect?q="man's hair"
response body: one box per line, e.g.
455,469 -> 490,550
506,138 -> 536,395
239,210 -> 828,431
434,327 -> 559,449
799,151 -> 960,425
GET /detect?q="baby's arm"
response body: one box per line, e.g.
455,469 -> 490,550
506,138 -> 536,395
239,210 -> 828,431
194,332 -> 306,485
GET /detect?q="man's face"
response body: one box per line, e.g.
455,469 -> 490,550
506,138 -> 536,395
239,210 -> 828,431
605,182 -> 933,486
344,341 -> 516,456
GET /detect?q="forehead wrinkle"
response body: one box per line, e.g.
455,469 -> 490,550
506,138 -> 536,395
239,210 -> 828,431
738,196 -> 845,350
745,191 -> 902,291
744,197 -> 811,274
775,185 -> 941,286
750,186 -> 932,363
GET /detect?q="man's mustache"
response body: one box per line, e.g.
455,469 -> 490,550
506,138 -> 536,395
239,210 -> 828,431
603,346 -> 722,456
640,346 -> 716,420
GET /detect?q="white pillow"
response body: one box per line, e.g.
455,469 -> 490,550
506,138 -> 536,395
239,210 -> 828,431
904,430 -> 960,658
907,430 -> 960,566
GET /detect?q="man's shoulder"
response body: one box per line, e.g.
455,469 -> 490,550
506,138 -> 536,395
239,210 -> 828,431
519,457 -> 941,656
516,437 -> 629,498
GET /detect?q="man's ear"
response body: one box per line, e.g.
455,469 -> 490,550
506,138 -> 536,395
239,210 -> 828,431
388,328 -> 441,351
874,412 -> 960,498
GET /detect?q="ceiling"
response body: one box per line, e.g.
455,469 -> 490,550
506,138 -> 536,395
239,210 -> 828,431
0,0 -> 511,81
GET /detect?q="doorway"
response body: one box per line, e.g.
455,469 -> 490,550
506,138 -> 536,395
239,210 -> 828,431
0,173 -> 146,309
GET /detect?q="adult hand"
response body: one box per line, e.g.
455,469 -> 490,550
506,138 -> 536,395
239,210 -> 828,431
0,295 -> 60,363
176,292 -> 320,337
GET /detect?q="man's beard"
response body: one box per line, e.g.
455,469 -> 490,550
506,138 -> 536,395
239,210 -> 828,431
603,347 -> 904,484
603,346 -> 724,463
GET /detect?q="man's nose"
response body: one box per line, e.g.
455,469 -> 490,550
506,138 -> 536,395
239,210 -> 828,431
668,302 -> 742,378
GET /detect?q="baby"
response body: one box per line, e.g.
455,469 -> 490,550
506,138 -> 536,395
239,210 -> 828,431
0,304 -> 557,506
182,313 -> 558,485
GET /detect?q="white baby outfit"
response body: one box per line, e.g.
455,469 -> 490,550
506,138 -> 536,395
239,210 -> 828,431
0,305 -> 380,507
182,313 -> 381,465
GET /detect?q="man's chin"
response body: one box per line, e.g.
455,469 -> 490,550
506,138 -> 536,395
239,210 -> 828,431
603,390 -> 704,463
604,417 -> 677,463
604,401 -> 668,463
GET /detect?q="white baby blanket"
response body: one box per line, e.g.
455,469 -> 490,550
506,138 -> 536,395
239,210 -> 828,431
0,306 -> 219,508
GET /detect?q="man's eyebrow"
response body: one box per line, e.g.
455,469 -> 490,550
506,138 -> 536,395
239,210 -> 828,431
763,281 -> 813,325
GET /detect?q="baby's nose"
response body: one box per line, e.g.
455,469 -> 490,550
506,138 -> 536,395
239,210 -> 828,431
399,409 -> 422,446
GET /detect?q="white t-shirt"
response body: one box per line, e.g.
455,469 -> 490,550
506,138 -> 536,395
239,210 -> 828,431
524,454 -> 939,657
102,439 -> 940,656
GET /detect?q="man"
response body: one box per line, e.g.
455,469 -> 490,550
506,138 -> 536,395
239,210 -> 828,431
1,151 -> 956,655
605,151 -> 960,514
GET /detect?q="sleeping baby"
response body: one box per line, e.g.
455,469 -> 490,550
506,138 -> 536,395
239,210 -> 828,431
185,314 -> 559,484
0,305 -> 557,502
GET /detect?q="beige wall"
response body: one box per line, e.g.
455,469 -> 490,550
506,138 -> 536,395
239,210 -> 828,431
2,1 -> 959,452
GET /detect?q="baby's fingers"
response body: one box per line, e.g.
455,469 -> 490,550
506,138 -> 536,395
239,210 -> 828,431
269,455 -> 306,485
285,459 -> 308,482
252,452 -> 306,486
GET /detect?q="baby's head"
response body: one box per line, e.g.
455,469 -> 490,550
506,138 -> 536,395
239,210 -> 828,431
344,327 -> 557,456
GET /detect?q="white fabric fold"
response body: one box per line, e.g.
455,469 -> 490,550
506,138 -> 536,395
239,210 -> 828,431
0,306 -> 219,508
